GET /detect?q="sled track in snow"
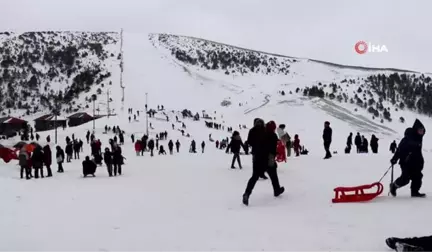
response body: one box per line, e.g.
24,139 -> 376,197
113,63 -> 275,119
244,95 -> 270,115
311,98 -> 397,136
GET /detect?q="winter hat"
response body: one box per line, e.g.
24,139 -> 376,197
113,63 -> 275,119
266,121 -> 277,132
325,121 -> 330,126
254,118 -> 265,127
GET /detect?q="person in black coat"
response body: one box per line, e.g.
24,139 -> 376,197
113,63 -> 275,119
389,140 -> 397,154
56,146 -> 65,173
113,146 -> 123,176
201,141 -> 205,153
361,135 -> 368,153
390,119 -> 426,198
175,140 -> 180,153
323,121 -> 332,159
65,143 -> 73,162
43,145 -> 53,177
32,146 -> 44,178
346,132 -> 353,153
168,140 -> 174,154
243,119 -> 284,206
370,134 -> 379,153
82,156 -> 97,177
226,131 -> 244,169
103,148 -> 113,177
148,139 -> 155,156
354,132 -> 361,153
73,140 -> 80,159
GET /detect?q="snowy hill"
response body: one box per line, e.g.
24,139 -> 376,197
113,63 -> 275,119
0,31 -> 121,117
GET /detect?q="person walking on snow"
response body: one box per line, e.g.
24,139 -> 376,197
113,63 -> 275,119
148,139 -> 155,156
390,119 -> 426,198
354,132 -> 361,153
346,132 -> 353,154
104,148 -> 113,177
323,121 -> 332,159
293,134 -> 300,156
226,131 -> 244,169
370,134 -> 379,153
175,140 -> 180,153
243,119 -> 284,206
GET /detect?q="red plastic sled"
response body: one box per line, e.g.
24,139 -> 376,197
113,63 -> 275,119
332,182 -> 384,203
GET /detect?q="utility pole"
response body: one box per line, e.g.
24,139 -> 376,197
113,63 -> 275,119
92,94 -> 96,132
120,28 -> 125,111
146,92 -> 149,136
54,97 -> 58,144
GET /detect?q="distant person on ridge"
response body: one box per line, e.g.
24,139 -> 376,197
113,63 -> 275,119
323,121 -> 332,159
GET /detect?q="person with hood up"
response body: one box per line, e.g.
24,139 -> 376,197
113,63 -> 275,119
243,119 -> 285,206
201,141 -> 205,153
56,146 -> 65,173
32,146 -> 44,178
293,134 -> 301,156
65,143 -> 73,163
226,131 -> 244,169
175,140 -> 180,153
370,134 -> 379,153
323,121 -> 332,159
389,140 -> 397,154
390,119 -> 426,198
43,144 -> 53,177
103,148 -> 113,177
361,135 -> 368,153
354,132 -> 362,153
82,156 -> 97,177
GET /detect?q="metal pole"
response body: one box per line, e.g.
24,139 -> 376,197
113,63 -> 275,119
54,97 -> 57,144
93,99 -> 95,132
146,92 -> 149,136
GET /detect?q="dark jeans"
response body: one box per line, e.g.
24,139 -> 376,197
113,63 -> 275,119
244,156 -> 281,196
58,162 -> 64,172
324,141 -> 332,158
34,167 -> 44,178
394,165 -> 423,193
113,163 -> 122,176
74,151 -> 79,159
397,235 -> 432,250
67,154 -> 72,162
106,163 -> 113,176
20,166 -> 31,179
231,153 -> 242,168
46,165 -> 52,177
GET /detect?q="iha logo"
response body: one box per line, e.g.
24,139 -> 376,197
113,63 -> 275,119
354,41 -> 388,54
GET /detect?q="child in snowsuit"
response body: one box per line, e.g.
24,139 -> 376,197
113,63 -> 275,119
293,134 -> 300,156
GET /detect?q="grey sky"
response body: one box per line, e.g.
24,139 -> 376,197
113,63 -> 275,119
2,0 -> 431,72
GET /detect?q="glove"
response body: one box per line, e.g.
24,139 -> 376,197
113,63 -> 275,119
390,158 -> 397,165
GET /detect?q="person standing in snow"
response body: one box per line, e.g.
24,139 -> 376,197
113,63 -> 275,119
56,146 -> 65,173
390,119 -> 426,198
32,146 -> 44,178
73,140 -> 80,159
175,140 -> 180,153
361,135 -> 368,153
346,132 -> 353,154
293,134 -> 301,156
131,134 -> 135,144
389,140 -> 397,154
65,142 -> 73,163
86,131 -> 90,144
43,144 -> 53,177
135,140 -> 142,156
370,134 -> 379,154
323,121 -> 332,159
119,132 -> 124,145
19,148 -> 31,179
354,132 -> 361,153
148,139 -> 155,156
226,131 -> 244,169
242,120 -> 284,206
113,146 -> 123,176
190,140 -> 196,153
201,141 -> 205,153
168,140 -> 174,154
104,148 -> 113,177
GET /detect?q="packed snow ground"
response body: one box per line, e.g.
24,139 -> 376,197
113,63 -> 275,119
1,111 -> 432,251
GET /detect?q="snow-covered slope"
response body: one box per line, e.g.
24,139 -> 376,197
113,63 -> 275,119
0,31 -> 121,117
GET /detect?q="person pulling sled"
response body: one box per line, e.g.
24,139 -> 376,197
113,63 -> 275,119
390,119 -> 426,198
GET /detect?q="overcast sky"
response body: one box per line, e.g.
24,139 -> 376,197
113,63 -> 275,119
2,0 -> 431,72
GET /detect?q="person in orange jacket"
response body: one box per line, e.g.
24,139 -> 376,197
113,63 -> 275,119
293,134 -> 300,156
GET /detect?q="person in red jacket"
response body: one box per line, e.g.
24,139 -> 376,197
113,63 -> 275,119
293,134 -> 300,156
135,140 -> 142,156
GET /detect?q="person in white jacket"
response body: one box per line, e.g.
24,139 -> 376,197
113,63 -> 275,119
276,124 -> 291,157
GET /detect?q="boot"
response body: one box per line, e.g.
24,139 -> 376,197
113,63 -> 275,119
411,192 -> 426,198
390,183 -> 397,197
395,242 -> 423,252
242,193 -> 249,206
274,187 -> 285,197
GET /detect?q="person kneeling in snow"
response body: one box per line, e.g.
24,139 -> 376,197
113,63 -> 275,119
386,235 -> 432,251
159,145 -> 167,155
83,156 -> 97,177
